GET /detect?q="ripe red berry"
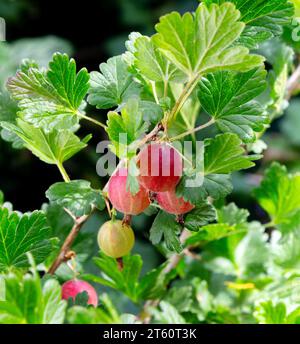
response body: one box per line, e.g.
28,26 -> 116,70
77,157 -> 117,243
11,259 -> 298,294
62,279 -> 98,307
138,143 -> 183,192
98,220 -> 135,258
157,188 -> 194,215
108,168 -> 150,215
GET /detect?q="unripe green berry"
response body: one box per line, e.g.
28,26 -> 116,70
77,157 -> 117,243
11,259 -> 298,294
97,220 -> 135,258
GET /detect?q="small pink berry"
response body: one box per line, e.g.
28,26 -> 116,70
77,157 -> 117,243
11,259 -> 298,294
62,279 -> 98,307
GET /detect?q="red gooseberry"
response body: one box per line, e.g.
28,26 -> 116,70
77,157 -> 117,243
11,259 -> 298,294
108,167 -> 150,215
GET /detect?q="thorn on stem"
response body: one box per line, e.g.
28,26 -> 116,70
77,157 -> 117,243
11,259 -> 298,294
64,250 -> 76,261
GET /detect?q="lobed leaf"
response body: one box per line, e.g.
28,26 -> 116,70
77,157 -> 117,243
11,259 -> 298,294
176,133 -> 256,204
46,180 -> 105,217
153,3 -> 264,78
204,0 -> 294,49
106,98 -> 148,158
0,272 -> 66,324
198,67 -> 268,142
88,55 -> 140,109
7,53 -> 89,132
0,120 -> 90,165
254,162 -> 300,227
150,211 -> 182,253
0,208 -> 54,271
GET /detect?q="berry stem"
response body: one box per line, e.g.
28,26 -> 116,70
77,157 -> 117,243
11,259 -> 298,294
169,117 -> 215,142
122,214 -> 132,225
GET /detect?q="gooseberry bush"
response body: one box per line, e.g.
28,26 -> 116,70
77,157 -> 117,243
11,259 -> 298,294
1,0 -> 300,324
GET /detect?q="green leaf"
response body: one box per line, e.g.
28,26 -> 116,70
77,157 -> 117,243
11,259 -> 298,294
67,294 -> 121,324
106,98 -> 148,158
66,291 -> 89,308
186,223 -> 239,245
87,253 -> 143,302
41,279 -> 67,324
163,285 -> 194,314
185,203 -> 249,245
0,120 -> 90,165
0,91 -> 23,149
234,222 -> 270,277
204,0 -> 294,49
254,163 -> 300,226
218,202 -> 250,226
176,173 -> 232,205
271,229 -> 300,269
47,53 -> 89,110
184,202 -> 216,232
278,210 -> 300,235
7,53 -> 89,132
150,301 -> 186,324
198,67 -> 267,142
140,100 -> 163,124
138,262 -> 172,300
176,133 -> 256,204
0,91 -> 18,123
254,301 -> 287,324
0,272 -> 66,324
0,208 -> 54,271
149,211 -> 182,253
204,133 -> 257,174
88,55 -> 140,109
260,40 -> 293,120
153,3 -> 264,78
46,180 -> 105,217
134,35 -> 183,83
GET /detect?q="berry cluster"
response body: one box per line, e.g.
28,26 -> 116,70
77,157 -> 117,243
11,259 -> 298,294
97,143 -> 194,259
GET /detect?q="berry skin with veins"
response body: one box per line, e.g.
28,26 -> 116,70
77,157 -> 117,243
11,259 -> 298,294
98,220 -> 135,258
108,168 -> 150,215
62,279 -> 98,307
157,188 -> 195,215
138,143 -> 183,192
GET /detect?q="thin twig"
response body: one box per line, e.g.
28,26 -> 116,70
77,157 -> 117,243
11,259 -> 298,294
136,122 -> 164,149
48,211 -> 91,275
